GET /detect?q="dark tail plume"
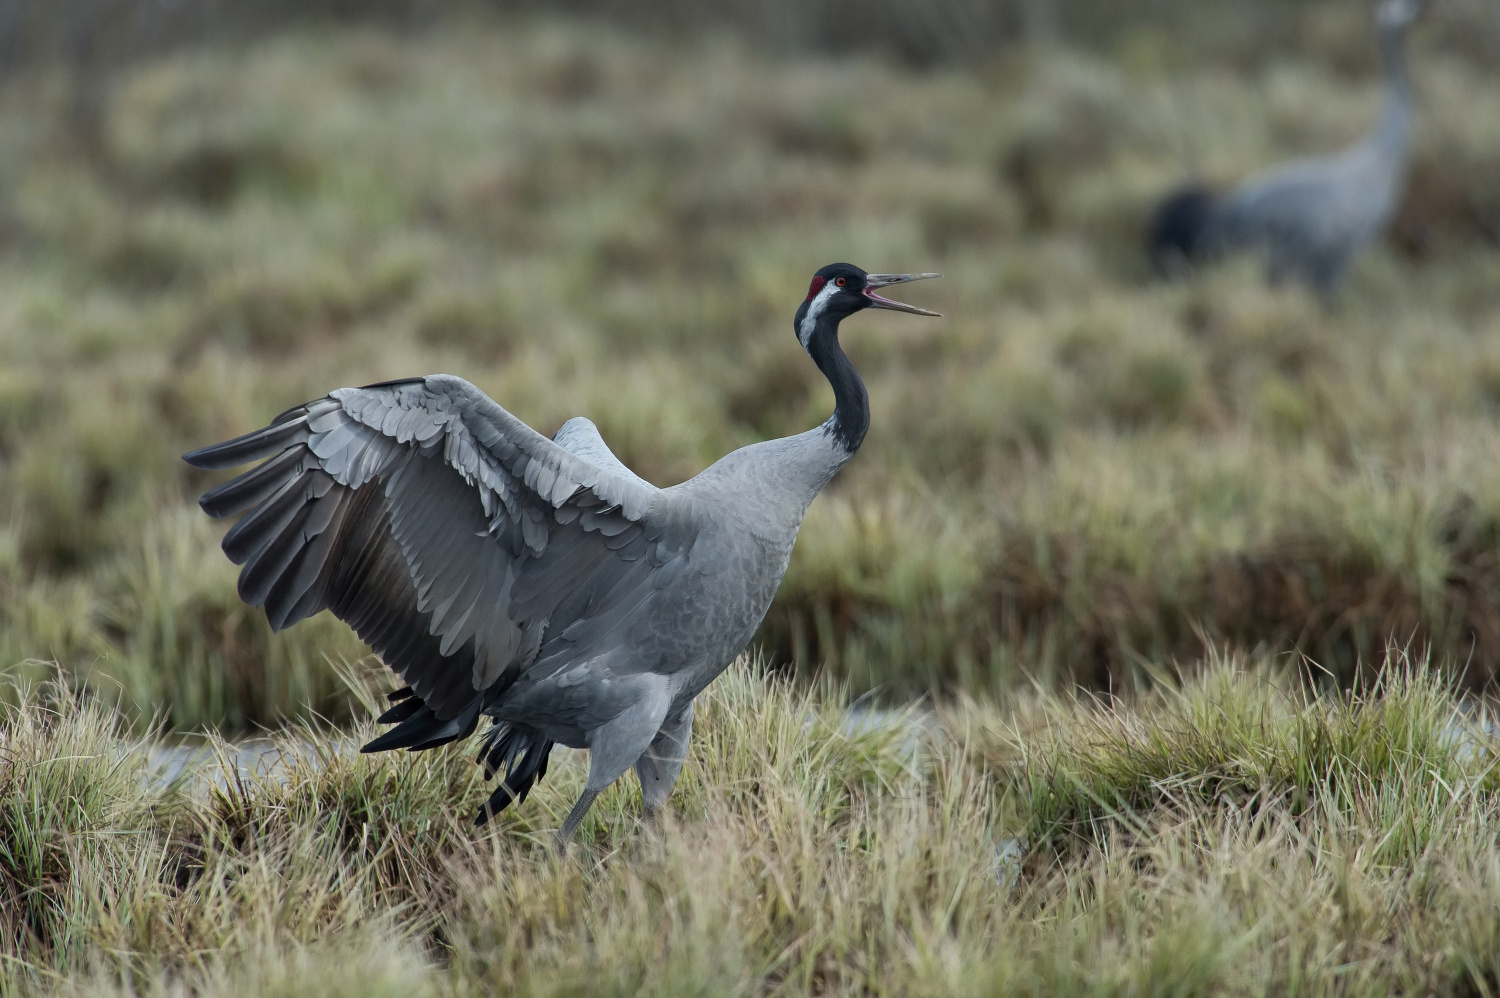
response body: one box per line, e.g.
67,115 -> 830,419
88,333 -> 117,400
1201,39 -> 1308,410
474,723 -> 555,826
1147,183 -> 1221,276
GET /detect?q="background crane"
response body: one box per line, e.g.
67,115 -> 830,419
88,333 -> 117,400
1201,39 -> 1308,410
183,264 -> 939,843
1147,0 -> 1428,294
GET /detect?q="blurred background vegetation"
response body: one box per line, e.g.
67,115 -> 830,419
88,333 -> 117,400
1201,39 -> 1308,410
0,0 -> 1499,730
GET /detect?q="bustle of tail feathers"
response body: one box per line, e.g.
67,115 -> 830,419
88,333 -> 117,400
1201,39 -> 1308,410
1147,183 -> 1222,276
473,723 -> 555,826
362,689 -> 554,825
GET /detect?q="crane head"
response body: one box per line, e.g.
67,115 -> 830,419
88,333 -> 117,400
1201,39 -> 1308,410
794,264 -> 940,349
1377,0 -> 1427,31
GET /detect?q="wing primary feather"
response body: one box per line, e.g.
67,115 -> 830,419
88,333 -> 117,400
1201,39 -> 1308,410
360,703 -> 438,752
263,490 -> 356,630
271,397 -> 339,426
199,447 -> 308,518
357,377 -> 428,391
362,699 -> 481,753
263,544 -> 316,632
377,696 -> 426,725
237,503 -> 315,609
270,404 -> 310,426
406,701 -> 482,751
422,642 -> 481,719
220,472 -> 315,565
183,417 -> 309,470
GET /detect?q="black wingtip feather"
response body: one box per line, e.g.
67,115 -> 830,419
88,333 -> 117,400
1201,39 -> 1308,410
361,703 -> 437,753
236,502 -> 315,607
406,702 -> 482,752
182,418 -> 308,471
360,698 -> 481,753
221,471 -> 318,566
357,377 -> 428,391
198,447 -> 307,519
377,696 -> 425,725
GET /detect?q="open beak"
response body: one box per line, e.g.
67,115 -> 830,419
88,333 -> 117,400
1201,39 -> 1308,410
862,273 -> 942,316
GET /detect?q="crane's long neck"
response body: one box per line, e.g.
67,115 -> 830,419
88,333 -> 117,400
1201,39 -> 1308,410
1373,22 -> 1414,155
805,313 -> 869,457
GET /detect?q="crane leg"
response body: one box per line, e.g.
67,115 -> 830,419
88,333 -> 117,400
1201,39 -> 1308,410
558,788 -> 601,844
635,701 -> 694,819
557,676 -> 672,847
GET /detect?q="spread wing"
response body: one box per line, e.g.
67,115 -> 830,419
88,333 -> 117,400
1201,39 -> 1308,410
184,374 -> 688,752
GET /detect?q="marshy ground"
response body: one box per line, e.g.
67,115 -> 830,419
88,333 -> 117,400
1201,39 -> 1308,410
3,4 -> 1500,993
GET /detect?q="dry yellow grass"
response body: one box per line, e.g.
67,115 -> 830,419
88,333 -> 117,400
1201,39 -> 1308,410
4,651 -> 1499,995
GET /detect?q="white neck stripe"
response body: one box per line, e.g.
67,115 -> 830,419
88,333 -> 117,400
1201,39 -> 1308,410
799,283 -> 840,348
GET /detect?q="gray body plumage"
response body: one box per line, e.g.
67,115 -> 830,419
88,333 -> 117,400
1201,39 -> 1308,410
1148,0 -> 1423,294
184,264 -> 939,842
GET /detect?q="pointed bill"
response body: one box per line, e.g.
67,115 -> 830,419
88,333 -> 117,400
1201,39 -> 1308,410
862,273 -> 942,316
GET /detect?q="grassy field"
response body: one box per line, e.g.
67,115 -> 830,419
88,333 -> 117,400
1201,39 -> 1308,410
2,10 -> 1500,989
0,10 -> 1495,728
4,654 -> 1500,995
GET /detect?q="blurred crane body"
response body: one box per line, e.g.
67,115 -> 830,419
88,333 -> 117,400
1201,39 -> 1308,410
184,265 -> 938,843
1148,0 -> 1426,294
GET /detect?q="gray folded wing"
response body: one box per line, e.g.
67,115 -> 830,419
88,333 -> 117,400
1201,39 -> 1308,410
185,374 -> 683,733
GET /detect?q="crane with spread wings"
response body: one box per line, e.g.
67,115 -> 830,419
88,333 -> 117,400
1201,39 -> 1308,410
184,264 -> 940,843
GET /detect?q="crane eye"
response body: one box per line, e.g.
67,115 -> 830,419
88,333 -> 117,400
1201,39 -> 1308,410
835,277 -> 847,287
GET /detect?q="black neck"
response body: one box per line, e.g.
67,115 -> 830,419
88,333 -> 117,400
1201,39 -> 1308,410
806,313 -> 869,454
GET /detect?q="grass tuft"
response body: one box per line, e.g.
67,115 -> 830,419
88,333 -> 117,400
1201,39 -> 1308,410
0,673 -> 172,970
987,648 -> 1494,857
5,653 -> 1500,994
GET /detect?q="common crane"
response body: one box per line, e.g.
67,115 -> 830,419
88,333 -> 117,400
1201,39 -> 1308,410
183,264 -> 939,843
1147,0 -> 1427,294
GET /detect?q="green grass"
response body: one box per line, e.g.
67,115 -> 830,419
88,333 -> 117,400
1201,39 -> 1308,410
4,653 -> 1500,996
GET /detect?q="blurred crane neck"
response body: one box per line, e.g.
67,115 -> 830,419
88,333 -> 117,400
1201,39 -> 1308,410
805,314 -> 869,457
1374,22 -> 1415,153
